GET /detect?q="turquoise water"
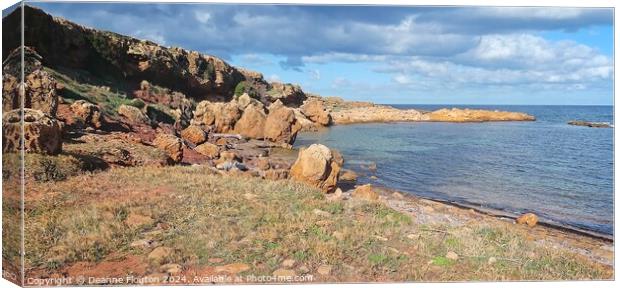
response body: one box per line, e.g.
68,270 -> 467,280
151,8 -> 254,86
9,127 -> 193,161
296,105 -> 614,235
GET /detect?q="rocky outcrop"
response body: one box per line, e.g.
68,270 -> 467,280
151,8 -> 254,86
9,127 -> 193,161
2,46 -> 58,116
70,100 -> 102,129
568,120 -> 612,128
266,82 -> 307,106
192,101 -> 241,133
426,108 -> 536,122
2,108 -> 62,154
300,98 -> 331,126
153,133 -> 183,163
331,104 -> 426,124
290,144 -> 343,193
118,104 -> 150,124
264,101 -> 302,144
180,125 -> 207,145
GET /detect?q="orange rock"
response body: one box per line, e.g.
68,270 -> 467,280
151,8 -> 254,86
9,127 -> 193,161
263,100 -> 302,144
290,144 -> 343,193
181,125 -> 207,145
300,98 -> 331,126
351,184 -> 379,201
234,103 -> 266,139
194,142 -> 219,158
153,133 -> 183,163
516,213 -> 539,227
427,108 -> 535,122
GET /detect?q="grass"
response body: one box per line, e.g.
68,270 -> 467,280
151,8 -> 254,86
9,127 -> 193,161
15,165 -> 613,282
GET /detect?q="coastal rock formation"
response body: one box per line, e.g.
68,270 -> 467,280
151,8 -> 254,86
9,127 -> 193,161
339,169 -> 358,182
568,120 -> 612,128
266,82 -> 307,106
153,133 -> 183,163
516,213 -> 539,227
234,103 -> 267,139
290,144 -> 343,193
2,108 -> 63,154
192,101 -> 242,133
180,125 -> 207,145
2,46 -> 58,116
330,104 -> 426,124
264,101 -> 302,144
70,100 -> 102,129
352,184 -> 380,201
300,98 -> 331,126
426,108 -> 536,122
118,104 -> 150,124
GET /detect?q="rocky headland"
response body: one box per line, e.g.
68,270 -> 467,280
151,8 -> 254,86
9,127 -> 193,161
1,6 -> 608,284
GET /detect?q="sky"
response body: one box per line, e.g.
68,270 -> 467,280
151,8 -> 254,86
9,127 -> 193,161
18,2 -> 615,105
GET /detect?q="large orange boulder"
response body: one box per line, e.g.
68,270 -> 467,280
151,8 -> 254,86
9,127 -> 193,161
181,125 -> 207,145
234,103 -> 267,139
264,101 -> 302,144
290,144 -> 343,193
153,133 -> 183,163
70,100 -> 102,129
300,98 -> 331,126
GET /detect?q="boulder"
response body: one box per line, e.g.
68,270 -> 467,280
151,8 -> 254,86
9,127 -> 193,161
118,104 -> 150,124
300,99 -> 331,126
217,150 -> 240,164
293,109 -> 319,132
264,169 -> 289,181
153,133 -> 183,163
290,144 -> 343,193
180,125 -> 207,145
70,100 -> 102,128
194,142 -> 219,158
214,102 -> 242,133
192,100 -> 217,126
351,184 -> 379,201
2,108 -> 62,154
264,101 -> 302,144
516,213 -> 538,227
236,93 -> 264,110
234,103 -> 266,139
2,47 -> 58,116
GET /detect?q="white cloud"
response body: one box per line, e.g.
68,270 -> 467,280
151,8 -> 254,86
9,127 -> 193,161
267,74 -> 281,82
194,11 -> 211,24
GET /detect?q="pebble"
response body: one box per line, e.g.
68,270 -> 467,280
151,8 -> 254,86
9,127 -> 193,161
488,257 -> 497,264
446,251 -> 459,260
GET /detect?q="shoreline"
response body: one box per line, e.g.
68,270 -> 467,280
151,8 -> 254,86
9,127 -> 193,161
364,185 -> 614,267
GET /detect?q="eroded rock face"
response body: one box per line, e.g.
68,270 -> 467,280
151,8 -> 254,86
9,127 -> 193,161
290,144 -> 343,193
2,47 -> 58,116
234,103 -> 267,139
192,101 -> 241,133
264,101 -> 302,144
70,100 -> 102,128
300,98 -> 331,126
2,108 -> 62,154
153,133 -> 183,163
266,82 -> 306,106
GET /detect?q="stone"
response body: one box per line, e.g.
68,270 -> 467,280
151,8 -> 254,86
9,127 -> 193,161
2,108 -> 62,154
236,93 -> 264,110
160,263 -> 182,274
317,264 -> 332,276
266,82 -> 307,106
290,144 -> 343,193
256,157 -> 271,170
234,103 -> 267,139
339,169 -> 358,182
427,108 -> 535,122
516,213 -> 539,227
272,268 -> 296,277
300,98 -> 331,126
180,125 -> 207,145
281,259 -> 296,268
351,184 -> 379,201
488,257 -> 497,265
326,188 -> 343,202
2,47 -> 58,116
70,100 -> 102,128
214,102 -> 242,133
118,104 -> 150,124
264,169 -> 289,181
215,263 -> 250,274
192,101 -> 217,126
297,265 -> 310,274
218,150 -> 240,163
446,251 -> 459,261
153,133 -> 183,163
263,101 -> 302,144
148,247 -> 173,264
194,142 -> 220,158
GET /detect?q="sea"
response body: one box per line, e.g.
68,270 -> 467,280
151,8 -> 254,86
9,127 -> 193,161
295,105 -> 614,236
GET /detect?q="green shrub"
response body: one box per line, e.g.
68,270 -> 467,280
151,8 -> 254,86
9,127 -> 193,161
234,81 -> 247,97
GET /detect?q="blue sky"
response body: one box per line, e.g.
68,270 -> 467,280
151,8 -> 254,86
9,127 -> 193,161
21,2 -> 615,104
